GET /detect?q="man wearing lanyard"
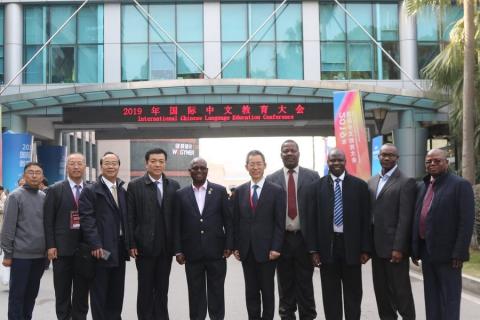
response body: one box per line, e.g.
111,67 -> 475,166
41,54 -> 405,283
308,148 -> 371,320
44,153 -> 90,320
232,150 -> 285,320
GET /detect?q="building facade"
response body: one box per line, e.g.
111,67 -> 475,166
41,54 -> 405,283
0,0 -> 459,179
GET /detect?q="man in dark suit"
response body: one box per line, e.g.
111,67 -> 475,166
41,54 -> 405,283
79,152 -> 130,320
308,148 -> 371,320
266,140 -> 319,320
368,143 -> 415,320
411,148 -> 474,320
44,153 -> 90,320
127,148 -> 180,320
174,157 -> 233,320
233,150 -> 286,320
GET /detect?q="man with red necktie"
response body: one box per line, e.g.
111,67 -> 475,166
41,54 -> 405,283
232,150 -> 285,320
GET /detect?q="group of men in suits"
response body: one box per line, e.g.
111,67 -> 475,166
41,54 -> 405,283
6,139 -> 473,320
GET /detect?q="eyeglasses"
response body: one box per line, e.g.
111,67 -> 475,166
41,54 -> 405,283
425,159 -> 445,165
379,153 -> 397,159
25,170 -> 42,176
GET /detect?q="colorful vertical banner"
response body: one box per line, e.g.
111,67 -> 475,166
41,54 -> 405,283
333,90 -> 371,180
37,145 -> 67,185
2,132 -> 34,192
371,135 -> 384,176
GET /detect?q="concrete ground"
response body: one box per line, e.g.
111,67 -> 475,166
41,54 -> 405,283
1,259 -> 480,319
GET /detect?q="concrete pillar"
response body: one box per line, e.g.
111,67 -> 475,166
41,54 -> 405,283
5,3 -> 23,85
204,1 -> 221,79
303,1 -> 321,80
394,110 -> 427,178
104,3 -> 121,83
399,1 -> 418,79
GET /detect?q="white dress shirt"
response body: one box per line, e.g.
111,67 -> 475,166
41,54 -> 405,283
149,174 -> 163,198
67,177 -> 84,202
376,165 -> 397,198
192,181 -> 208,214
250,177 -> 265,199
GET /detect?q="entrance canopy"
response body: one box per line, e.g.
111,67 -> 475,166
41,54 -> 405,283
0,79 -> 449,138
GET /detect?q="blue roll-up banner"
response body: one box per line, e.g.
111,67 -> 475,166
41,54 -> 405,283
2,131 -> 34,192
371,135 -> 384,176
37,145 -> 67,185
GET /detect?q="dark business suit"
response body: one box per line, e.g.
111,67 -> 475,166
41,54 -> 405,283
411,172 -> 474,320
174,181 -> 233,320
44,180 -> 89,320
368,168 -> 416,320
233,180 -> 286,320
307,173 -> 371,320
79,176 -> 130,320
267,167 -> 319,320
127,173 -> 180,320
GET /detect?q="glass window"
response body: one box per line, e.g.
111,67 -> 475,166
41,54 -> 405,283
177,4 -> 203,42
0,7 -> 4,45
277,42 -> 303,79
221,2 -> 303,79
0,7 -> 4,84
121,3 -> 204,81
150,44 -> 176,80
418,43 -> 440,73
250,3 -> 275,42
348,43 -> 373,79
379,42 -> 400,80
51,6 -> 77,44
122,5 -> 148,43
250,42 -> 275,79
25,7 -> 46,45
375,4 -> 398,41
347,4 -> 372,41
442,6 -> 462,40
122,44 -> 148,81
0,47 -> 4,84
276,3 -> 302,41
320,5 -> 345,41
150,5 -> 175,43
222,43 -> 247,78
24,46 -> 46,83
24,5 -> 103,84
321,42 -> 346,80
221,4 -> 247,41
78,45 -> 103,83
417,9 -> 438,41
177,43 -> 204,79
78,5 -> 104,44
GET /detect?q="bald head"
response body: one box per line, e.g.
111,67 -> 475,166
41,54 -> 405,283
425,148 -> 449,177
189,157 -> 208,187
327,148 -> 346,177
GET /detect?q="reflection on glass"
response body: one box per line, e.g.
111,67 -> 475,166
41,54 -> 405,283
78,45 -> 103,83
346,3 -> 372,41
50,46 -> 75,83
150,5 -> 175,43
122,5 -> 148,43
277,43 -> 302,79
222,43 -> 247,78
150,44 -> 176,80
250,3 -> 275,42
51,6 -> 77,44
24,46 -> 46,83
320,5 -> 345,41
221,4 -> 247,41
275,3 -> 302,41
122,44 -> 148,81
250,42 -> 275,79
348,43 -> 373,79
177,4 -> 203,42
177,43 -> 203,79
78,5 -> 104,44
321,42 -> 346,80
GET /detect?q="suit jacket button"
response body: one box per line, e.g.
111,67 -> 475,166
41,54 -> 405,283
200,218 -> 203,222
201,230 -> 204,234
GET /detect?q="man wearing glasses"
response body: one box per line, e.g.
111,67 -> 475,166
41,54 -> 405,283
368,143 -> 416,319
411,148 -> 474,320
127,148 -> 180,320
173,157 -> 233,320
1,162 -> 46,320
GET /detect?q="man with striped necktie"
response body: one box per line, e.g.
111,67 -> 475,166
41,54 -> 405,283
307,148 -> 371,320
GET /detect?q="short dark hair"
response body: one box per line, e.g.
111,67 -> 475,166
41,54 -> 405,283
145,148 -> 168,162
281,139 -> 299,151
24,162 -> 43,172
245,150 -> 265,164
0,186 -> 4,191
100,152 -> 120,165
42,178 -> 49,186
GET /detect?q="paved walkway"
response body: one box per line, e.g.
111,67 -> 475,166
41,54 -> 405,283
1,259 -> 479,319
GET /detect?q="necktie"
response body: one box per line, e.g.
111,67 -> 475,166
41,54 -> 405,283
251,184 -> 259,209
155,181 -> 163,207
287,169 -> 298,220
111,185 -> 118,206
74,184 -> 81,207
333,178 -> 343,227
419,179 -> 435,239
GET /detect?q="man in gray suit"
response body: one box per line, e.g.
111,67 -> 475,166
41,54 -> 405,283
267,140 -> 319,320
368,143 -> 416,320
